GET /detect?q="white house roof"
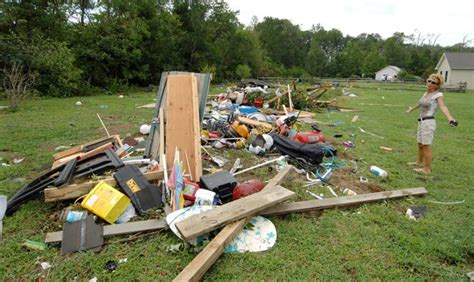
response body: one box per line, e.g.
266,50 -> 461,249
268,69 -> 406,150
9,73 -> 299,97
435,52 -> 474,70
376,65 -> 401,73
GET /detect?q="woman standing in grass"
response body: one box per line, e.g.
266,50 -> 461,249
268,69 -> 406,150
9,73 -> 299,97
406,74 -> 457,174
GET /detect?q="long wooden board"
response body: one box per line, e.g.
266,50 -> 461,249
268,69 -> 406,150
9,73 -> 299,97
165,74 -> 202,182
173,218 -> 249,282
173,166 -> 294,281
44,170 -> 163,203
261,187 -> 428,216
175,185 -> 295,241
45,219 -> 167,244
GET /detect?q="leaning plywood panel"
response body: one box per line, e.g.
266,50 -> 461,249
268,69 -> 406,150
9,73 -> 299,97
165,74 -> 202,182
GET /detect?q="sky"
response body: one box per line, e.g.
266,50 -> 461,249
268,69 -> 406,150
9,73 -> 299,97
226,0 -> 474,47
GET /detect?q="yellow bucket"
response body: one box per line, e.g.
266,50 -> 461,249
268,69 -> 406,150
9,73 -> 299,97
81,181 -> 130,224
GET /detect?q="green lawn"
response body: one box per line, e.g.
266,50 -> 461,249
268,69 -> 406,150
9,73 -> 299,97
0,83 -> 473,280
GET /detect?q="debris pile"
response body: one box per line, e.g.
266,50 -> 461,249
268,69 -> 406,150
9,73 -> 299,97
1,73 -> 429,280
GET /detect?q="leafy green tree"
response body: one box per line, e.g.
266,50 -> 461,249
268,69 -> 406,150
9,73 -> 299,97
381,33 -> 408,67
255,17 -> 308,68
361,50 -> 386,78
336,41 -> 364,77
235,64 -> 251,79
32,38 -> 82,96
306,28 -> 346,77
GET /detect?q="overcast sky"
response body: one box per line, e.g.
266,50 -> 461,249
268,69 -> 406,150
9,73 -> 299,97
226,0 -> 474,47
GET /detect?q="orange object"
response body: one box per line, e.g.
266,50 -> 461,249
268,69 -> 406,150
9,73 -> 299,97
231,121 -> 249,138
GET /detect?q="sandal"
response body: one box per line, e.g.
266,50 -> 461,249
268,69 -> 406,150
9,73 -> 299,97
413,168 -> 430,174
407,162 -> 421,166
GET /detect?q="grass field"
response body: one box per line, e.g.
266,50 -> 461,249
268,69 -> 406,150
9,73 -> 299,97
0,83 -> 473,280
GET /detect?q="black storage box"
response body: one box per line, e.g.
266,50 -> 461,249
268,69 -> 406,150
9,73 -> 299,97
199,170 -> 238,203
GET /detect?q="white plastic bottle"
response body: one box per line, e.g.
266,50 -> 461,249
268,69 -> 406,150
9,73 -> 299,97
370,166 -> 388,177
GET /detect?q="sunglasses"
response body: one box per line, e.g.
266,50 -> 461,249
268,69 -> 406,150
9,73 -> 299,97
427,79 -> 439,85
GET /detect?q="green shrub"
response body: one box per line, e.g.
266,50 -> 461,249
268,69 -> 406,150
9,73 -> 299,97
235,64 -> 251,79
32,38 -> 82,97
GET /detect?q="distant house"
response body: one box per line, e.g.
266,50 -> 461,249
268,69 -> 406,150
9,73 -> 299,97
375,65 -> 401,81
435,52 -> 474,90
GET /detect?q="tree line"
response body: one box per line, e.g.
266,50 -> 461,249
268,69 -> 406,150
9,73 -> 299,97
1,0 -> 472,97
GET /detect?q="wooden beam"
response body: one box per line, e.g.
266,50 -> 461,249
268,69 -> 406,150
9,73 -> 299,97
175,185 -> 294,241
261,187 -> 428,216
173,218 -> 249,282
44,170 -> 163,203
53,135 -> 121,161
45,219 -> 167,244
236,116 -> 274,130
173,166 -> 294,281
165,74 -> 202,182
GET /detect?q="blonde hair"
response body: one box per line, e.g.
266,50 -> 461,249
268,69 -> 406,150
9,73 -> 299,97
429,74 -> 444,88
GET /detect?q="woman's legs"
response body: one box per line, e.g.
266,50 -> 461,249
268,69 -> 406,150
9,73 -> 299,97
417,143 -> 424,166
423,145 -> 432,173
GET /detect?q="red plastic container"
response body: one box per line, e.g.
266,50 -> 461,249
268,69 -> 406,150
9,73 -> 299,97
183,180 -> 200,202
232,180 -> 265,200
253,97 -> 264,108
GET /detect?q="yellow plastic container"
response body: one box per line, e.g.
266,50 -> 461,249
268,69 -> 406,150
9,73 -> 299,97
81,181 -> 130,224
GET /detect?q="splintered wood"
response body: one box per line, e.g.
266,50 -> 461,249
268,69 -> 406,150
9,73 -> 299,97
165,74 -> 202,182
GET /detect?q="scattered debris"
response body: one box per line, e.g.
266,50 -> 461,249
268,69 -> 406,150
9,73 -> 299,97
105,260 -> 118,272
370,166 -> 388,177
55,145 -> 71,151
359,127 -> 384,139
406,205 -> 427,220
13,158 -> 24,164
0,196 -> 6,240
3,74 -> 433,280
40,262 -> 51,270
428,199 -> 465,205
22,239 -> 48,251
139,124 -> 151,135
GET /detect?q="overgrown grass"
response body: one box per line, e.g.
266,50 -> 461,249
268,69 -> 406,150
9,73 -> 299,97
0,84 -> 473,280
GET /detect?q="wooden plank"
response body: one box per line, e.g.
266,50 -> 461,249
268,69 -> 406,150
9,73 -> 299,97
51,142 -> 114,169
261,187 -> 428,216
173,218 -> 248,282
165,74 -> 202,182
173,166 -> 294,281
45,219 -> 167,244
44,170 -> 163,203
53,135 -> 120,161
175,185 -> 295,241
236,116 -> 274,133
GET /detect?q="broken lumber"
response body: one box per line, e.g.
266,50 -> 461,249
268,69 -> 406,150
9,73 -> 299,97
173,218 -> 249,282
175,185 -> 295,241
236,116 -> 274,130
174,166 -> 294,281
53,135 -> 121,161
45,218 -> 167,244
44,170 -> 163,203
261,187 -> 428,216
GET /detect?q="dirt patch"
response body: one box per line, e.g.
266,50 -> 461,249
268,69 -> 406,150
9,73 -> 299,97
330,169 -> 384,194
